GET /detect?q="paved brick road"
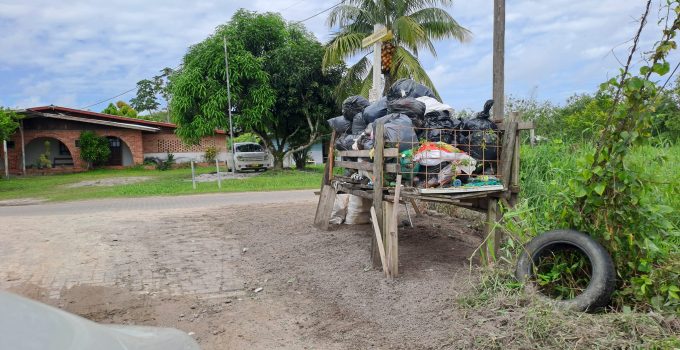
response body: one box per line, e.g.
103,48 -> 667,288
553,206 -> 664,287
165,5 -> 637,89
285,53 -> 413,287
0,190 -> 315,299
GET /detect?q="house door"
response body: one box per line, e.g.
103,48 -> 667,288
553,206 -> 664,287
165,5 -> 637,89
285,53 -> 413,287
107,137 -> 122,166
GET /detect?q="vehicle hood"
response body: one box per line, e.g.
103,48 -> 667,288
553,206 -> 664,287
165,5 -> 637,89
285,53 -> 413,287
0,291 -> 200,350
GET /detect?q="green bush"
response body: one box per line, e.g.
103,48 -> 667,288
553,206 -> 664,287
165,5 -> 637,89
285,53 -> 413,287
156,153 -> 175,171
203,146 -> 218,163
79,131 -> 111,168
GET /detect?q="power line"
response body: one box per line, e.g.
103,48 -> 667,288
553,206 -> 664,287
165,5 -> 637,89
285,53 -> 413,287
278,0 -> 307,12
293,0 -> 344,24
80,87 -> 138,110
80,64 -> 181,110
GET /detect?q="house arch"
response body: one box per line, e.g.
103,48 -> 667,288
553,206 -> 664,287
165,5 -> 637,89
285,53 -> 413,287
24,136 -> 75,169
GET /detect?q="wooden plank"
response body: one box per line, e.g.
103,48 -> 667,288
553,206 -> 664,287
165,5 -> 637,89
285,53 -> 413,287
499,121 -> 518,188
383,202 -> 394,277
371,122 -> 386,268
409,198 -> 421,216
336,148 -> 399,158
388,175 -> 402,278
313,185 -> 336,231
336,160 -> 398,173
497,121 -> 533,130
370,207 -> 389,276
492,0 -> 505,122
419,185 -> 504,194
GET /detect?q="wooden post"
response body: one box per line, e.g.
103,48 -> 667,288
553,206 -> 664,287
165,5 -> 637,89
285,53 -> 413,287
369,24 -> 385,102
371,122 -> 385,267
509,112 -> 520,207
191,160 -> 196,190
493,0 -> 505,122
321,131 -> 336,188
483,198 -> 501,264
500,121 -> 518,189
215,159 -> 222,189
529,128 -> 536,147
20,120 -> 26,175
386,175 -> 402,277
2,140 -> 7,179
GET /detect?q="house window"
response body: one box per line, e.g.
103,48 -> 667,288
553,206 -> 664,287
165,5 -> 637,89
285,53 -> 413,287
59,142 -> 69,155
75,140 -> 80,147
6,141 -> 15,149
109,137 -> 120,147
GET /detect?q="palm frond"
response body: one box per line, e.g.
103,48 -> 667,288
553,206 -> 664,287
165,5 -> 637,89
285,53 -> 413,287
392,46 -> 440,99
335,55 -> 372,104
327,4 -> 366,28
392,15 -> 429,56
323,31 -> 368,67
409,7 -> 471,42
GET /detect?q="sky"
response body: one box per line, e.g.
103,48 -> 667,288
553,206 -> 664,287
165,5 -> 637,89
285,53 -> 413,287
0,0 -> 675,112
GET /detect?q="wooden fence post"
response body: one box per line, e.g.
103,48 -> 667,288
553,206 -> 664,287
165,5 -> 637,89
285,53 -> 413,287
371,122 -> 385,268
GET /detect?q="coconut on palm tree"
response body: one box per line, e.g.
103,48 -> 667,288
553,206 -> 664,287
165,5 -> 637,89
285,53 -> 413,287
324,0 -> 470,99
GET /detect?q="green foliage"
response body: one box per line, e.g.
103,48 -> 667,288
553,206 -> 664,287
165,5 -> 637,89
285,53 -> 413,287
101,101 -> 139,118
170,10 -> 340,168
37,140 -> 52,169
203,146 -> 217,163
79,131 -> 111,168
169,10 -> 275,145
324,0 -> 470,98
156,153 -> 175,171
233,132 -> 260,144
129,79 -> 160,113
0,107 -> 21,141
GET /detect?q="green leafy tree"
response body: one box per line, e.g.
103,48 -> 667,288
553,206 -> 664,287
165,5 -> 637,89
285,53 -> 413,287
170,10 -> 341,169
324,0 -> 470,98
79,131 -> 111,169
130,79 -> 160,113
101,101 -> 139,118
0,107 -> 21,142
169,10 -> 275,146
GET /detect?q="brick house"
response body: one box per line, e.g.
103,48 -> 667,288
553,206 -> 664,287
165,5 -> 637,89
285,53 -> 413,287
0,105 -> 228,175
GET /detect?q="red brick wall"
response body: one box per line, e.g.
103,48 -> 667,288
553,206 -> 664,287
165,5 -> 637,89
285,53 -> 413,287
142,131 -> 227,154
3,129 -> 143,174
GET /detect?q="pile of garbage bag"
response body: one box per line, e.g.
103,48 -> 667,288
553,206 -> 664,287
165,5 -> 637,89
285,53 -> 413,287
326,80 -> 501,196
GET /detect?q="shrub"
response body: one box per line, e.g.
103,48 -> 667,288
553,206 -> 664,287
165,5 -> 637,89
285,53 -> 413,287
37,140 -> 52,169
156,152 -> 175,171
204,146 -> 218,163
79,131 -> 110,168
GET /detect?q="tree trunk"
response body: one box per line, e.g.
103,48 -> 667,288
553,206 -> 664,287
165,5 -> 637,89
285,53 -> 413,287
382,71 -> 393,96
272,151 -> 285,170
293,149 -> 309,170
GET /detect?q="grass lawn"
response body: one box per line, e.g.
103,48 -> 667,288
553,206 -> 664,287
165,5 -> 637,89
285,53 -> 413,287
0,165 -> 323,202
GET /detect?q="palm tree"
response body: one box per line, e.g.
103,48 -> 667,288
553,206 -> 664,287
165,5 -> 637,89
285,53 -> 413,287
324,0 -> 470,99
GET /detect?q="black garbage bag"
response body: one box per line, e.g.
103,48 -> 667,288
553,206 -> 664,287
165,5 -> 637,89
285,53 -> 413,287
327,115 -> 352,134
387,97 -> 426,127
342,95 -> 370,120
335,133 -> 358,151
458,100 -> 499,168
373,113 -> 418,152
352,112 -> 367,135
423,110 -> 462,144
362,97 -> 388,124
386,78 -> 437,101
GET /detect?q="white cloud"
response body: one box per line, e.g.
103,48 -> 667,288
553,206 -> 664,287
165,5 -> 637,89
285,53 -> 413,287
0,0 -> 677,111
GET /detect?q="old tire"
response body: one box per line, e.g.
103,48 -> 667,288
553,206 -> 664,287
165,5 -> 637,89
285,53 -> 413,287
515,229 -> 616,312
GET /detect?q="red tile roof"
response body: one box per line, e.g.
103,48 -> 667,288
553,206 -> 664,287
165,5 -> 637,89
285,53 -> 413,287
26,105 -> 226,134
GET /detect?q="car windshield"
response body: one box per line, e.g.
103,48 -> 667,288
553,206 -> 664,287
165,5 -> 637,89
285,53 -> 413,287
236,144 -> 263,152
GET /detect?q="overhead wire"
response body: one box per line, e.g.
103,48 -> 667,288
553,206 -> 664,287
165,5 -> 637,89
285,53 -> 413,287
82,1 -> 342,110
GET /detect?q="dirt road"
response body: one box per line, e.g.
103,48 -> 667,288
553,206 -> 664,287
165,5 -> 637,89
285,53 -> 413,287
0,191 -> 484,349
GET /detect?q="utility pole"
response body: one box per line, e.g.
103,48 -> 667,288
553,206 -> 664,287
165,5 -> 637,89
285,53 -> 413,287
223,36 -> 236,176
493,0 -> 506,122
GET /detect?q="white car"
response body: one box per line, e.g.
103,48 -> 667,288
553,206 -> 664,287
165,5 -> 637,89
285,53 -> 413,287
231,142 -> 271,172
0,291 -> 200,350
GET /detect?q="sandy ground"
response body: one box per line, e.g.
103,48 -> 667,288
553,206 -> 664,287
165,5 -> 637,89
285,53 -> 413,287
1,193 -> 487,349
64,176 -> 153,188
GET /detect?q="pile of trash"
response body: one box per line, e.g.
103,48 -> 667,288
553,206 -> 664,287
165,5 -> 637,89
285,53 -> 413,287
326,79 -> 502,225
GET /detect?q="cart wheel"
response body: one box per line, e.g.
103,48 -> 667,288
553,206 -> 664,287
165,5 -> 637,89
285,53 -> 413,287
515,229 -> 616,312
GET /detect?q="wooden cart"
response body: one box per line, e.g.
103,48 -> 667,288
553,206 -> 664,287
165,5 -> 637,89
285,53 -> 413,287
314,113 -> 533,277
